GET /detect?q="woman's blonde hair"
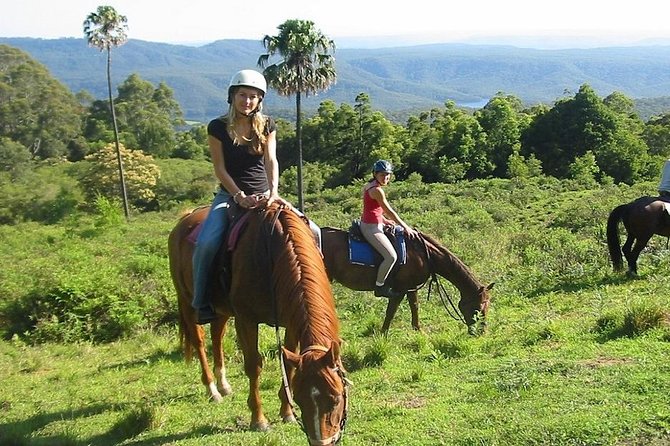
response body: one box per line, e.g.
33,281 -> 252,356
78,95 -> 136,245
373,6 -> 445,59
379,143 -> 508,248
227,93 -> 267,155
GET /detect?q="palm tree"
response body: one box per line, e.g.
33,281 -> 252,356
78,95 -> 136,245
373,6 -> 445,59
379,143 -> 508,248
83,5 -> 130,219
258,19 -> 336,211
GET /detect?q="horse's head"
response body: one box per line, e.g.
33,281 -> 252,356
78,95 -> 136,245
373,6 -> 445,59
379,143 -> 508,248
283,341 -> 350,446
459,282 -> 494,335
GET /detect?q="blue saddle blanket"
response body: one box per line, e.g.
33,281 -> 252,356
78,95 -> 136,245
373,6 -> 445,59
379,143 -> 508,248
348,226 -> 407,267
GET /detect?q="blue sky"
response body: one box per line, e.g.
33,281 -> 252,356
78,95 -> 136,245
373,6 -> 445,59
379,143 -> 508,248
2,0 -> 669,48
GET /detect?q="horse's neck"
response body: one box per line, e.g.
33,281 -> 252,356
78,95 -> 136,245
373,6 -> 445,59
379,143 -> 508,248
285,309 -> 338,353
430,244 -> 481,292
271,209 -> 339,349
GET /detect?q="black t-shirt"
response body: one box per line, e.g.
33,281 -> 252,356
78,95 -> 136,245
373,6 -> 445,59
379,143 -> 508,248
207,116 -> 276,195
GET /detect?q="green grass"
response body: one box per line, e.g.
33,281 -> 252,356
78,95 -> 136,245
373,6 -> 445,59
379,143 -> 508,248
1,177 -> 670,445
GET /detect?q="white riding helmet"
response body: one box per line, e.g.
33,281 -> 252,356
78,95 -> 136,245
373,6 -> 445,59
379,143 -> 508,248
227,69 -> 267,103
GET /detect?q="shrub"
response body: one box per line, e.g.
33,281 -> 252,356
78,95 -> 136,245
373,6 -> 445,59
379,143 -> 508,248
595,302 -> 667,339
622,303 -> 667,336
0,162 -> 83,224
153,158 -> 214,209
79,143 -> 161,210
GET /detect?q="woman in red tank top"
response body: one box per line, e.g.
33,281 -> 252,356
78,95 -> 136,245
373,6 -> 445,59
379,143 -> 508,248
360,160 -> 417,298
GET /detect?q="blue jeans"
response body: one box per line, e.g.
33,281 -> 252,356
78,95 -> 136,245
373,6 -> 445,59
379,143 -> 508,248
192,189 -> 231,311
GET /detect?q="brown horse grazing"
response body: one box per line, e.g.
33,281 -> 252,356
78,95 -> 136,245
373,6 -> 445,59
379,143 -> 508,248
320,227 -> 493,335
607,196 -> 670,277
169,203 -> 349,445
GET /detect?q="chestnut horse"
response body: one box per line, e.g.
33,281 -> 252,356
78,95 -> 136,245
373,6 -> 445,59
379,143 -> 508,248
169,203 -> 349,445
607,196 -> 670,276
320,227 -> 493,335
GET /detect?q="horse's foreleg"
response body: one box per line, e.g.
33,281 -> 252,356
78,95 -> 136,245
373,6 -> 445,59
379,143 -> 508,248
381,294 -> 404,334
211,316 -> 232,398
407,290 -> 421,331
235,319 -> 269,431
278,329 -> 298,423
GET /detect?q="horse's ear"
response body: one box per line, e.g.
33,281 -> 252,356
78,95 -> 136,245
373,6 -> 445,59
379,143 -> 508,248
283,347 -> 300,368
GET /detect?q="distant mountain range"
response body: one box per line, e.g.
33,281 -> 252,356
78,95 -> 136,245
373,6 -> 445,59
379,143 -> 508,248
2,37 -> 670,122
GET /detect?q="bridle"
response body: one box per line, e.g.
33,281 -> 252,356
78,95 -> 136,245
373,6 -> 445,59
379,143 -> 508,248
278,344 -> 351,446
417,234 -> 466,324
263,205 -> 351,445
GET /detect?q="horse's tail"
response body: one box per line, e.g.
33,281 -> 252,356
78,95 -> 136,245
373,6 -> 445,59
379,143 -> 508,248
168,221 -> 195,363
606,203 -> 628,272
176,293 -> 195,363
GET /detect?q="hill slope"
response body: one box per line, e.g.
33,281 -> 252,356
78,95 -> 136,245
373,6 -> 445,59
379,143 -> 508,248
3,37 -> 670,121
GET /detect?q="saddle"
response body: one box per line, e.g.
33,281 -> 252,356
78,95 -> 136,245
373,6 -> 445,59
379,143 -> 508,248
657,193 -> 670,218
347,219 -> 407,267
188,203 -> 322,301
185,202 -> 250,250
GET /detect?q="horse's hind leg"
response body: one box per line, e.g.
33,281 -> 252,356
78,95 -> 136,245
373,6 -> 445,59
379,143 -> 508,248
211,315 -> 232,398
180,304 -> 224,402
189,322 -> 224,403
627,235 -> 652,277
621,234 -> 636,275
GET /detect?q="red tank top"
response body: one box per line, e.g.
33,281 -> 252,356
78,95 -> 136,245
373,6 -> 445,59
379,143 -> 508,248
362,183 -> 384,224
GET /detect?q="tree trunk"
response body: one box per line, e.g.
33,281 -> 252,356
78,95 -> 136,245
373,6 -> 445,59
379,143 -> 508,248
107,47 -> 130,220
296,91 -> 304,212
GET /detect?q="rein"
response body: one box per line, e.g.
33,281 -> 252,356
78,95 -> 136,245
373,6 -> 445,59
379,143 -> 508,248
262,205 -> 350,445
418,234 -> 465,324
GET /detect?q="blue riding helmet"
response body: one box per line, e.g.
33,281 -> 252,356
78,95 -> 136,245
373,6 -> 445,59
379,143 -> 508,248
372,160 -> 393,174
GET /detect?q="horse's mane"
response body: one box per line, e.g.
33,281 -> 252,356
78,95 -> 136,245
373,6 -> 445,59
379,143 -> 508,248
267,206 -> 339,345
417,231 -> 483,288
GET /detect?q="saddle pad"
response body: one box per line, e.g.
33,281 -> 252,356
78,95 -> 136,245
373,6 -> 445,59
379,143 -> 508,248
186,223 -> 202,245
185,211 -> 251,250
226,211 -> 251,251
348,230 -> 407,267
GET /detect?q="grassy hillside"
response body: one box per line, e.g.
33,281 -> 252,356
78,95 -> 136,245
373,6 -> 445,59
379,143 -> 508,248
3,38 -> 670,121
1,177 -> 669,445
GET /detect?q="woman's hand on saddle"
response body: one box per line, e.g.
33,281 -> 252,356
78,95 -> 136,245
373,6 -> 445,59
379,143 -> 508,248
265,193 -> 293,209
239,193 -> 264,209
404,226 -> 419,239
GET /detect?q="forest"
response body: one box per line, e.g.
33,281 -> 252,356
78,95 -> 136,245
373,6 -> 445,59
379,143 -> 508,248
4,36 -> 670,122
2,43 -> 670,224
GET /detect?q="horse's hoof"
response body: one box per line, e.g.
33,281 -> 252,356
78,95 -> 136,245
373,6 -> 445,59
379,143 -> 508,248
282,414 -> 297,423
208,382 -> 226,402
218,383 -> 233,396
626,270 -> 639,279
251,421 -> 271,432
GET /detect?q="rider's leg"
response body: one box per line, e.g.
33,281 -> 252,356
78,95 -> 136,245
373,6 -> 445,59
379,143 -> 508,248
192,190 -> 231,323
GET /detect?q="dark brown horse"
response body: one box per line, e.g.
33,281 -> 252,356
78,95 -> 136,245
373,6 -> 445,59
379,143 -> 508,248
320,227 -> 493,335
607,196 -> 670,276
169,203 -> 349,445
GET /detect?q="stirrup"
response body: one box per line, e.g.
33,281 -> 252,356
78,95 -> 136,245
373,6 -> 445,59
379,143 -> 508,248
374,284 -> 403,299
196,306 -> 217,325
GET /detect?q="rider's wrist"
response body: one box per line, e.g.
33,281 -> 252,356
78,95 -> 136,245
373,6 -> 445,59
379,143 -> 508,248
233,190 -> 244,203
